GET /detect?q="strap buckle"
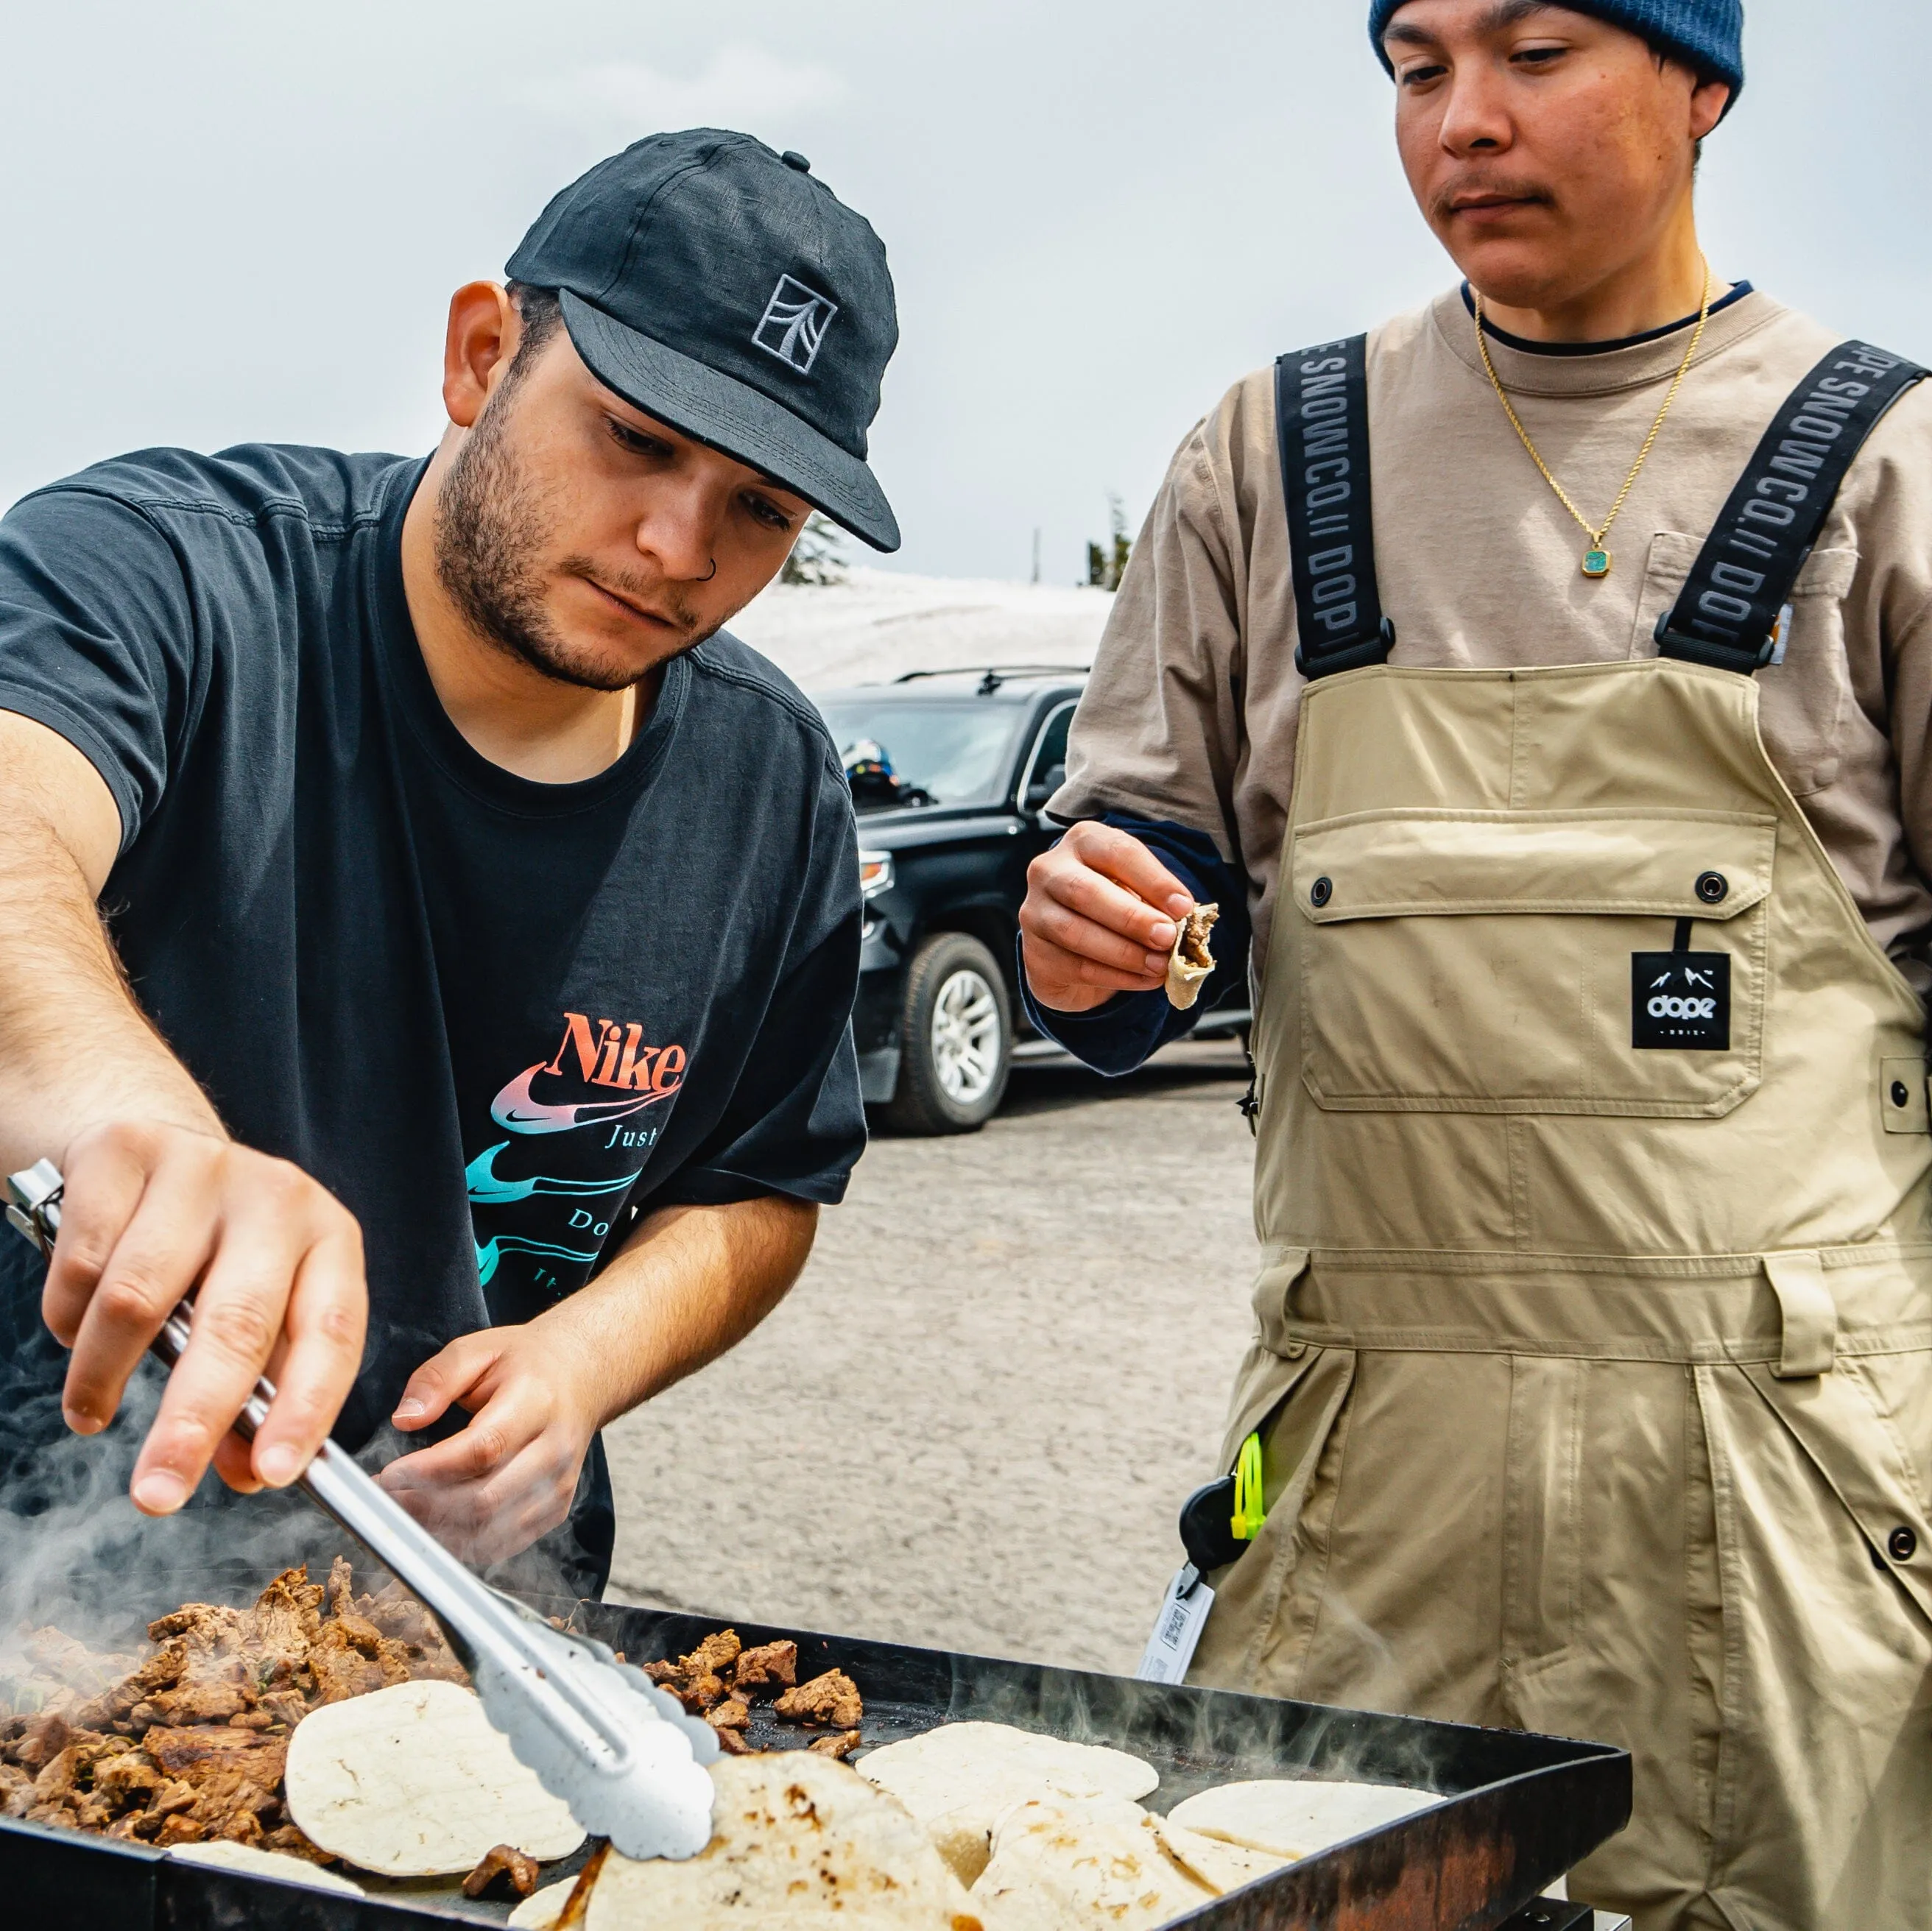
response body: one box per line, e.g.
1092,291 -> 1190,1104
1651,341 -> 1927,678
1295,618 -> 1398,682
1654,610 -> 1779,677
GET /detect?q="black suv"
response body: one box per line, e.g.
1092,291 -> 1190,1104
814,667 -> 1249,1134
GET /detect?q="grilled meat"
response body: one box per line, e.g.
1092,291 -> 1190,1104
144,1723 -> 287,1784
775,1669 -> 863,1730
685,1631 -> 743,1678
146,1681 -> 250,1726
4,1592 -> 871,1874
0,1560 -> 465,1854
261,1822 -> 334,1863
707,1696 -> 752,1733
686,1673 -> 733,1712
92,1752 -> 163,1810
307,1623 -> 389,1705
732,1639 -> 799,1696
5,1711 -> 70,1773
641,1631 -> 856,1738
148,1605 -> 246,1655
646,1629 -> 754,1712
463,1841 -> 542,1899
1165,902 -> 1221,1010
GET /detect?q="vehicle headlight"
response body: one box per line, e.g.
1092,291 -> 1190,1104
859,850 -> 894,900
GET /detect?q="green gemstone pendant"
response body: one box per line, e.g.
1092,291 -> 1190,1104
1582,548 -> 1612,579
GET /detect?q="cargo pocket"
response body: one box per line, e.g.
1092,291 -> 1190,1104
1693,1355 -> 1932,1899
1191,1252 -> 1359,1692
1634,534 -> 1858,798
1293,807 -> 1774,1117
1730,1356 -> 1932,1631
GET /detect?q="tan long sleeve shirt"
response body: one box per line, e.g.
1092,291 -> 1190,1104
1053,287 -> 1932,996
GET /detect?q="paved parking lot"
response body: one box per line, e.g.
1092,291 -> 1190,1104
604,1040 -> 1259,1674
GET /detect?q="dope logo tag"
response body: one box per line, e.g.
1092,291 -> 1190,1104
1632,951 -> 1732,1051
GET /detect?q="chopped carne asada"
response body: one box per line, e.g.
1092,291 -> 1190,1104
731,1639 -> 799,1695
644,1629 -> 746,1713
463,1841 -> 542,1899
0,1561 -> 463,1853
4,1592 -> 871,1874
808,1729 -> 864,1760
775,1669 -> 864,1731
707,1695 -> 752,1733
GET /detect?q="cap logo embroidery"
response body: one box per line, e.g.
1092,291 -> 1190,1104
753,275 -> 839,373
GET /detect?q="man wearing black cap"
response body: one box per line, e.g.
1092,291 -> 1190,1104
1022,3 -> 1932,1925
0,130 -> 897,1596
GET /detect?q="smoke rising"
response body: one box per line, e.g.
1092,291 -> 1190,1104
1,1349 -> 350,1660
0,1257 -> 589,1681
939,1631 -> 1467,1811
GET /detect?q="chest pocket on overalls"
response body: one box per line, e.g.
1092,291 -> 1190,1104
1292,808 -> 1774,1117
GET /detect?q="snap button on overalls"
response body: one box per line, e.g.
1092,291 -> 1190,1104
1191,339 -> 1932,1930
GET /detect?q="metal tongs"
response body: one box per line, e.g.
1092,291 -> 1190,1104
4,1158 -> 717,1862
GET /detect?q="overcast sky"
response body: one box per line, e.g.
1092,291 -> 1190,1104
2,1 -> 1924,584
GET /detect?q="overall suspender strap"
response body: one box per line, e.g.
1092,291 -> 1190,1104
1657,342 -> 1928,675
1277,336 -> 1395,679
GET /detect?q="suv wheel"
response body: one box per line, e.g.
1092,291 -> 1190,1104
879,933 -> 1012,1135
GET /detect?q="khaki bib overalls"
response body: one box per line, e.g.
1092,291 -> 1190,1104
1188,344 -> 1932,1930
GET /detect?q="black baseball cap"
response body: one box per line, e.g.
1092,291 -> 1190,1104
507,129 -> 900,552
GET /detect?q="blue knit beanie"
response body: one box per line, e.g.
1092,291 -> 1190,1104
1369,1 -> 1744,115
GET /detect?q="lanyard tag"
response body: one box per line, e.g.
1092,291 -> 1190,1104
1135,1566 -> 1215,1684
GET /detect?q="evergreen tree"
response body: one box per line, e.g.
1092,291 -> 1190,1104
781,513 -> 850,587
1086,493 -> 1131,590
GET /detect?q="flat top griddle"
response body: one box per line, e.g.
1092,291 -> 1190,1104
0,1592 -> 1630,1931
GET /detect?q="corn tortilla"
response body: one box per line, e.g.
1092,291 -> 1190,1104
1165,1778 -> 1440,1861
1148,1815 -> 1291,1894
588,1749 -> 982,1931
1164,905 -> 1219,1011
969,1796 -> 1213,1931
510,1878 -> 576,1929
283,1678 -> 585,1876
859,1721 -> 1158,1885
168,1839 -> 365,1896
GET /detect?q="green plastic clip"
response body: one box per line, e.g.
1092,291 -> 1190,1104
1230,1431 -> 1266,1541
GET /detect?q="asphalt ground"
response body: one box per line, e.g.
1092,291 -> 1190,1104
603,1039 -> 1259,1675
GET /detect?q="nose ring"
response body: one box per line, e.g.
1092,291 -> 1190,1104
700,558 -> 717,582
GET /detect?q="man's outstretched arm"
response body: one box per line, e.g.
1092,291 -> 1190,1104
1019,815 -> 1247,1076
376,1194 -> 815,1563
0,709 -> 368,1513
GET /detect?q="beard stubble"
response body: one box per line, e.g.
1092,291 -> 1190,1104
434,383 -> 708,693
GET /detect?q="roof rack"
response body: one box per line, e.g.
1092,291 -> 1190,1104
892,663 -> 1092,694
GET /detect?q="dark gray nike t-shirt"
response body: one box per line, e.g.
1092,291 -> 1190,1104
0,444 -> 864,1595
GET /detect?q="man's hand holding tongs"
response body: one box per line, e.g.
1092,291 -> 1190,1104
0,710 -> 367,1514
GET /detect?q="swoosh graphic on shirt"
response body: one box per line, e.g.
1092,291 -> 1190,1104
490,1063 -> 673,1137
475,1233 -> 602,1289
465,1142 -> 643,1207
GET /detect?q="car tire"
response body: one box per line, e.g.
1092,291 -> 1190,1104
878,933 -> 1012,1136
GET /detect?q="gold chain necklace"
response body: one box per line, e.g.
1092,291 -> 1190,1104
1474,266 -> 1714,579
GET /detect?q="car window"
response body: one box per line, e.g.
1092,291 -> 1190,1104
817,700 -> 1027,813
1025,703 -> 1075,797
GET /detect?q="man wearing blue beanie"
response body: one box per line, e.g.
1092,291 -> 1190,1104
1369,0 -> 1746,110
1022,4 -> 1932,1927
